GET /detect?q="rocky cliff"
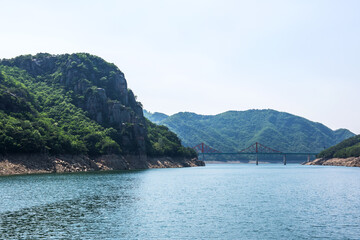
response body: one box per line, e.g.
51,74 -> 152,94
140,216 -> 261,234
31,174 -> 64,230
1,53 -> 146,154
0,53 -> 200,173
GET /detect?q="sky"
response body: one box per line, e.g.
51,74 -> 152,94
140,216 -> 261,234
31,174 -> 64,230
1,0 -> 360,134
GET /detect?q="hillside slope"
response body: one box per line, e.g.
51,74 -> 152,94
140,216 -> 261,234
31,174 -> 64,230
0,53 -> 200,174
145,110 -> 354,153
317,134 -> 360,159
304,135 -> 360,167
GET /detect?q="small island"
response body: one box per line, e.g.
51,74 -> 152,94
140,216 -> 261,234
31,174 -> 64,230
304,134 -> 360,167
0,53 -> 204,176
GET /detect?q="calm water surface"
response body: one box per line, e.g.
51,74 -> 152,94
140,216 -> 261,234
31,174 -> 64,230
1,164 -> 359,239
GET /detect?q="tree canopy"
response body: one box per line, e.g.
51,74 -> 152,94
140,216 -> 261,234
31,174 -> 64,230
317,134 -> 360,159
144,110 -> 354,153
0,53 -> 195,158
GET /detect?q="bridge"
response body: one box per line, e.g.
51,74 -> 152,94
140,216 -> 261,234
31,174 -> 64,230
192,142 -> 319,165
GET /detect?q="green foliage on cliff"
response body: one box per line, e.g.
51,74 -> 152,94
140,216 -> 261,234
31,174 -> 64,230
0,66 -> 120,155
145,110 -> 355,153
146,119 -> 197,158
317,134 -> 360,158
0,53 -> 192,158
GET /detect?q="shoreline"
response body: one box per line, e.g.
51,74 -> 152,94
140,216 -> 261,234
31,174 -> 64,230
204,160 -> 272,164
303,157 -> 360,167
0,153 -> 205,176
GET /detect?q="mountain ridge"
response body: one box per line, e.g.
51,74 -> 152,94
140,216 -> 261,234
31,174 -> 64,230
144,109 -> 355,153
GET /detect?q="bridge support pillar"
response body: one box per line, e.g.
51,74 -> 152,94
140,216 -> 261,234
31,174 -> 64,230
256,153 -> 258,165
283,155 -> 287,165
307,155 -> 310,162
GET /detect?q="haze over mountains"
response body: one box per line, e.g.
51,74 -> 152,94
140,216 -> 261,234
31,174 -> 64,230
144,109 -> 355,153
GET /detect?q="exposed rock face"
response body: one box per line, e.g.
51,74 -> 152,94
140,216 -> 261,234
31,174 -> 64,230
304,157 -> 360,167
0,53 -> 200,170
146,156 -> 206,168
85,88 -> 108,123
58,56 -> 146,154
1,53 -> 146,154
0,154 -> 205,176
2,53 -> 58,76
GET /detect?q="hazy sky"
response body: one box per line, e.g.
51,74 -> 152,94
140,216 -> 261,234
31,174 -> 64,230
1,0 -> 360,133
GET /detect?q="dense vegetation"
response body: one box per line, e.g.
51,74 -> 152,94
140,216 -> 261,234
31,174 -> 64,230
317,134 -> 360,159
146,119 -> 196,158
0,53 -> 196,158
144,110 -> 354,153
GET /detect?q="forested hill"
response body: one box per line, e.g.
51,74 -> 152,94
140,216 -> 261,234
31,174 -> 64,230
144,110 -> 355,153
317,134 -> 360,159
0,53 -> 196,158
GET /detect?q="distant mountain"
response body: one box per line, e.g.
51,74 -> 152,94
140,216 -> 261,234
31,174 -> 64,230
144,109 -> 355,153
144,110 -> 168,123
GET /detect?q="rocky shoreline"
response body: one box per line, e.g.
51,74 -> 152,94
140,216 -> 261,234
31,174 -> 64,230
0,154 -> 205,176
304,157 -> 360,167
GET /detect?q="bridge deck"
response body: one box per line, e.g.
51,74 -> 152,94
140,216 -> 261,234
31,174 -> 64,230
201,152 -> 318,155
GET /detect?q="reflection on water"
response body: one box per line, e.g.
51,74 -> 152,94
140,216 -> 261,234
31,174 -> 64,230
1,194 -> 139,239
0,171 -> 144,239
1,165 -> 360,239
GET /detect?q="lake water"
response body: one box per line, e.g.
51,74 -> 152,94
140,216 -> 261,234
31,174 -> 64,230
1,164 -> 359,239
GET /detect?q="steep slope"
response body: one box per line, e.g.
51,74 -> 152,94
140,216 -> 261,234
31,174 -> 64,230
0,53 -> 199,174
1,53 -> 147,155
317,134 -> 360,159
304,134 -> 360,167
145,109 -> 355,153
